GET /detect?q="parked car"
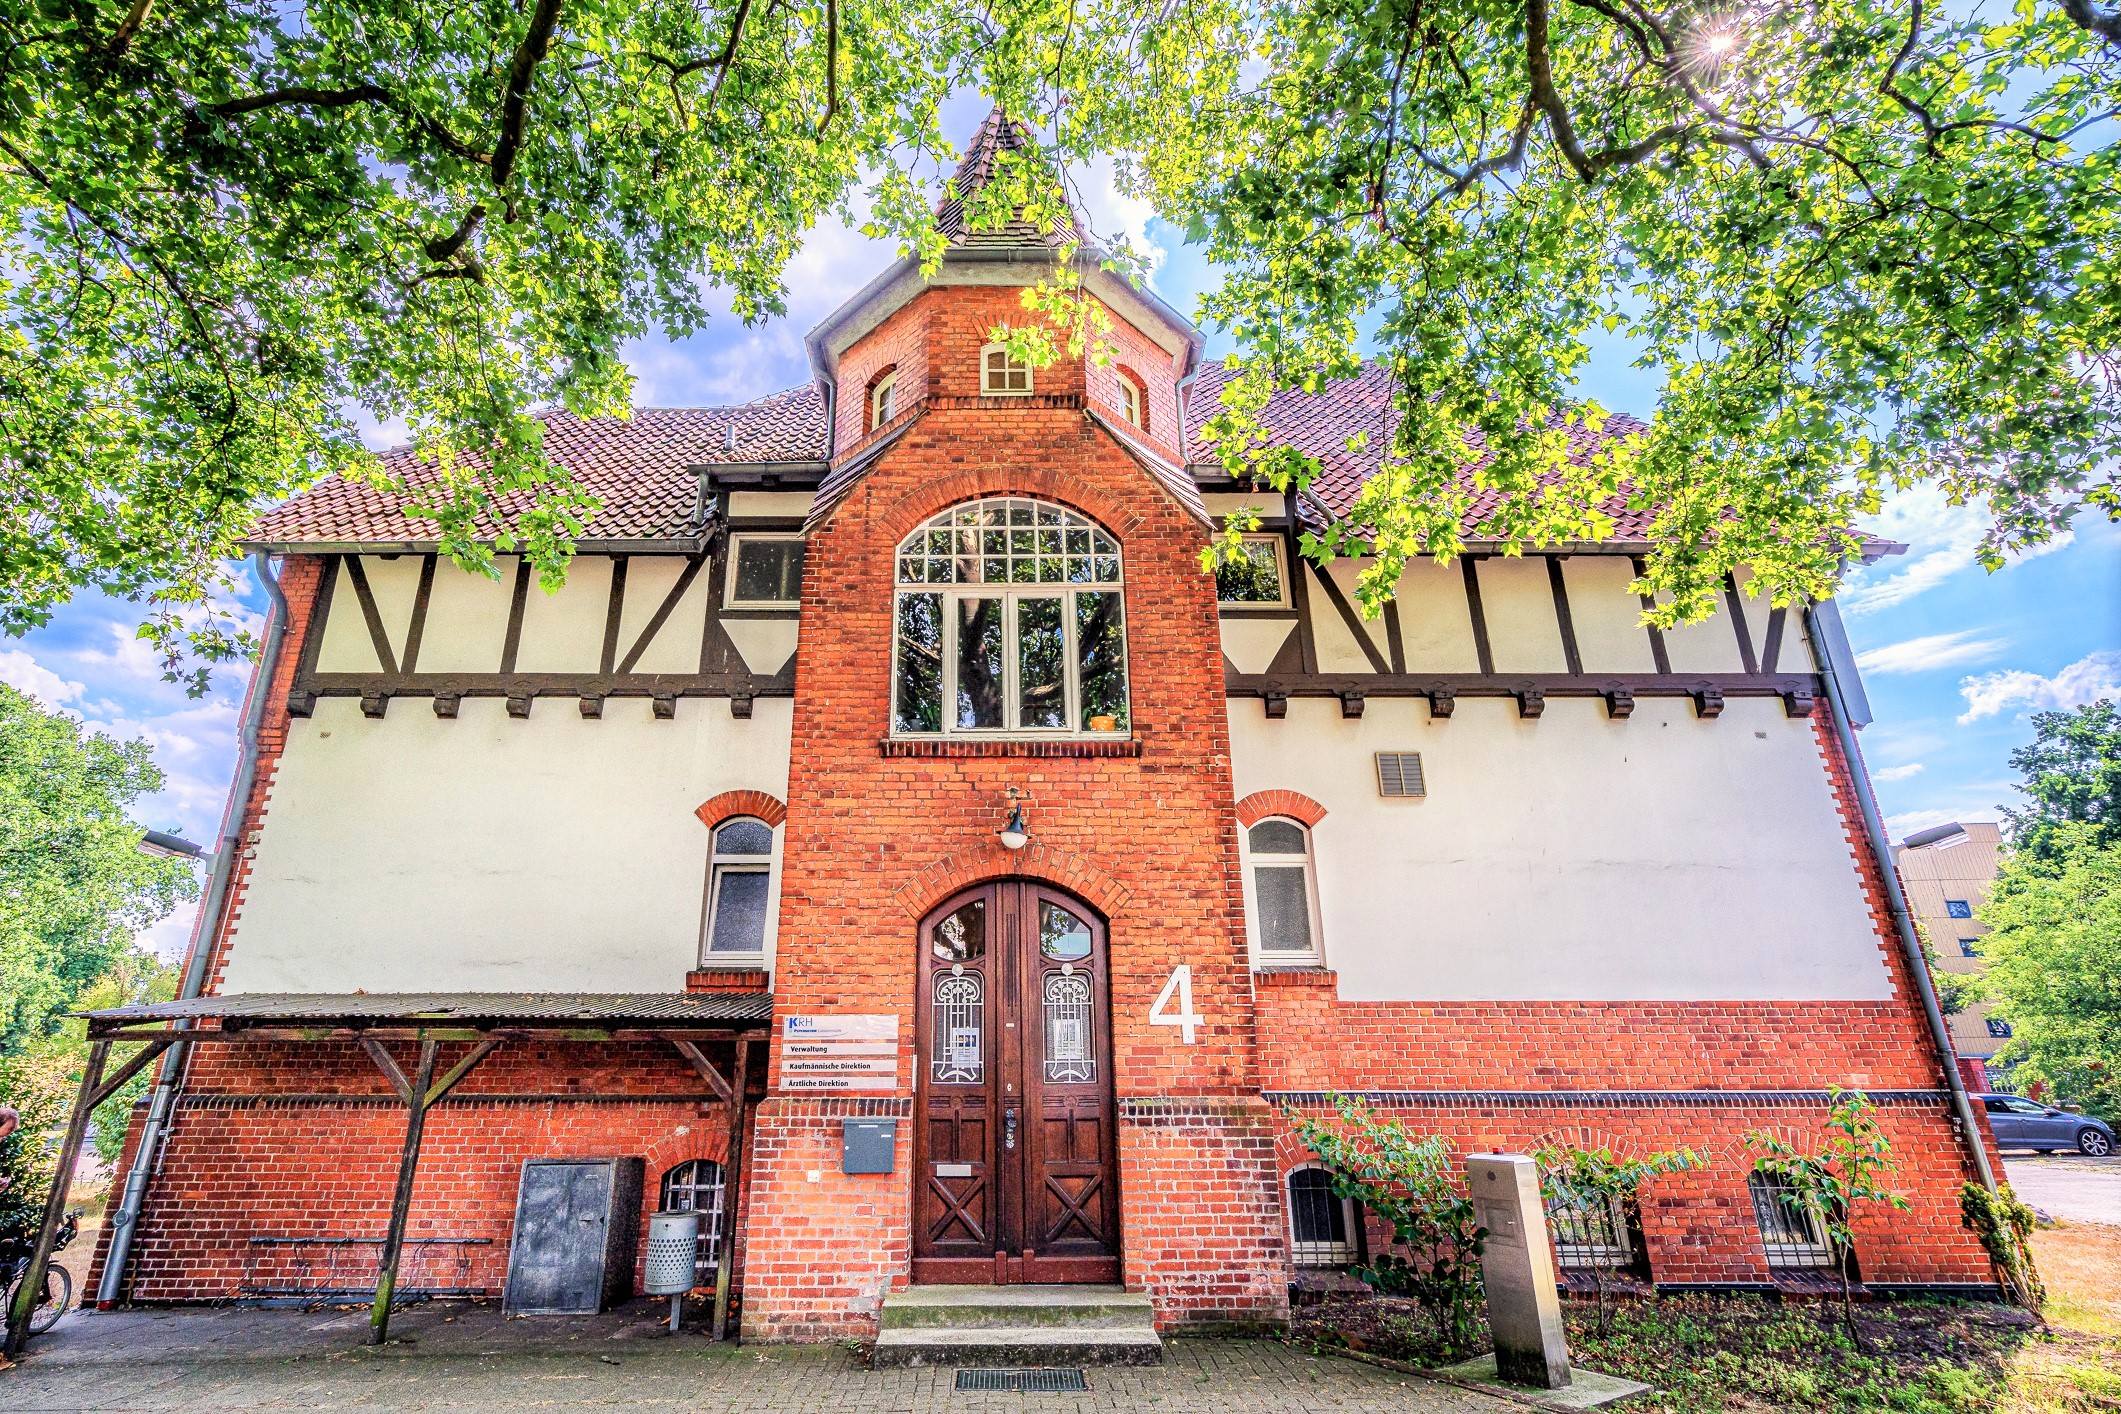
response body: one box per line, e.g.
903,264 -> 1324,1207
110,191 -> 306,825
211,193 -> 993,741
1980,1094 -> 2115,1156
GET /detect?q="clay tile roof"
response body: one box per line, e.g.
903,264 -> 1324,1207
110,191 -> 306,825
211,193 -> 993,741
1180,359 -> 1659,539
931,107 -> 1081,252
245,388 -> 828,547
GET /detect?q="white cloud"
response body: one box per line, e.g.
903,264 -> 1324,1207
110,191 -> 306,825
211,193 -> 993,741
1959,650 -> 2121,723
0,648 -> 85,710
1886,806 -> 2002,838
1843,486 -> 2075,618
1872,763 -> 1925,783
1855,630 -> 2008,676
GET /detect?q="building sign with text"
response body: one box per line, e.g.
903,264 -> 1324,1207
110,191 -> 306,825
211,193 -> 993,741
780,1013 -> 900,1091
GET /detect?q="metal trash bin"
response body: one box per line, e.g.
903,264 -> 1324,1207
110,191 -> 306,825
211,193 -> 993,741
646,1209 -> 700,1332
646,1210 -> 701,1295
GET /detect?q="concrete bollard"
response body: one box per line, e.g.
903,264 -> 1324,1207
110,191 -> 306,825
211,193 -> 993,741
1467,1153 -> 1571,1390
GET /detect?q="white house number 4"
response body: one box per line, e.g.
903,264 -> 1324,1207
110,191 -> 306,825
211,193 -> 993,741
1150,966 -> 1206,1044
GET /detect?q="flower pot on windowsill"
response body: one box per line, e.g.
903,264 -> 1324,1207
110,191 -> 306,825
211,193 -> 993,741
1088,715 -> 1118,732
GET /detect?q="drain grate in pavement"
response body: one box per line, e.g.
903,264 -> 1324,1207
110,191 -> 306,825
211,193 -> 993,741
954,1368 -> 1089,1392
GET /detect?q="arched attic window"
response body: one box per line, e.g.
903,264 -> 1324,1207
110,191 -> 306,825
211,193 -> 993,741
892,497 -> 1128,738
1113,366 -> 1146,432
868,366 -> 898,430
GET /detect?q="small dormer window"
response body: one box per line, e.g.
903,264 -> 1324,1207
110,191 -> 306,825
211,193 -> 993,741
869,369 -> 897,430
982,345 -> 1032,395
1114,369 -> 1145,430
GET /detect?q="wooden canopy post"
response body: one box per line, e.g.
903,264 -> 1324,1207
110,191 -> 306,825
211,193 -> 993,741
6,1035 -> 174,1357
362,1032 -> 507,1345
368,1035 -> 438,1346
713,1036 -> 752,1341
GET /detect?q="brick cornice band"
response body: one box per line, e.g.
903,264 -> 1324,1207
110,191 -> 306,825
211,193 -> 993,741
1235,789 -> 1328,829
695,789 -> 788,830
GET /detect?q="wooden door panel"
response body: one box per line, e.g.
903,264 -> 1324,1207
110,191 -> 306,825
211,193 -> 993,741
913,880 -> 1117,1282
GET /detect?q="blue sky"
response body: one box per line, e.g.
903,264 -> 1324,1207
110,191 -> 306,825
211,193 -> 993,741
4,109 -> 2116,954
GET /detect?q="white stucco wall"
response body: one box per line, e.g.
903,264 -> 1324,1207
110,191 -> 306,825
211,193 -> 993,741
1229,694 -> 1892,1001
222,695 -> 794,992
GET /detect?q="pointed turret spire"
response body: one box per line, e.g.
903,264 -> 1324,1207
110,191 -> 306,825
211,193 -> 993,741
933,106 -> 1083,251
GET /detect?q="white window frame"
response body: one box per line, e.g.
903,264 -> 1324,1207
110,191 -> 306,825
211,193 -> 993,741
980,342 -> 1033,395
699,816 -> 777,965
869,369 -> 897,430
1287,1163 -> 1358,1267
1242,815 -> 1325,965
890,498 -> 1129,740
892,586 -> 1127,738
1117,376 -> 1142,429
724,533 -> 806,609
1214,533 -> 1290,609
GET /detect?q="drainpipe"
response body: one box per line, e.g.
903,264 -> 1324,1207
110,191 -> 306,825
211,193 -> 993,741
1804,601 -> 1999,1197
99,552 -> 290,1306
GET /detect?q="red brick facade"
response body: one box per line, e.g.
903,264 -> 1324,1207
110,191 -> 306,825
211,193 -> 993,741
88,262 -> 2002,1337
744,281 -> 1270,1336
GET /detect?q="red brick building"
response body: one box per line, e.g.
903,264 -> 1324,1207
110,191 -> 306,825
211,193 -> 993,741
85,110 -> 2003,1339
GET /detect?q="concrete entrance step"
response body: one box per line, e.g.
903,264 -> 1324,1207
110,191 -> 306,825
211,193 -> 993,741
872,1285 -> 1163,1367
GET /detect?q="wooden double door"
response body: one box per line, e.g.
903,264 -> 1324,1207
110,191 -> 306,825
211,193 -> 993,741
913,880 -> 1120,1284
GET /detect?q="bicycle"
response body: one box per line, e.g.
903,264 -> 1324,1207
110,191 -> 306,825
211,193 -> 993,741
3,1213 -> 79,1337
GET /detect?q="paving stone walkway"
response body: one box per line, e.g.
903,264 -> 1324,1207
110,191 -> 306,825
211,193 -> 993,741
5,1301 -> 1515,1413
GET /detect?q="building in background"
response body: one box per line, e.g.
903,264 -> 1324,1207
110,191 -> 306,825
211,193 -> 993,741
1896,822 -> 2007,1079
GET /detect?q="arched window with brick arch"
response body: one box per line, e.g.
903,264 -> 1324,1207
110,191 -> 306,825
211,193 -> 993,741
867,365 -> 898,431
891,497 -> 1128,739
1112,365 -> 1147,433
1286,1163 -> 1360,1267
700,815 -> 776,963
1243,816 -> 1322,964
659,1159 -> 726,1286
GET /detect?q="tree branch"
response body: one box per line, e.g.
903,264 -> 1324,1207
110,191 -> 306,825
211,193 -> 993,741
818,0 -> 839,134
490,0 -> 567,189
104,0 -> 154,57
2057,0 -> 2121,45
422,204 -> 487,262
207,85 -> 489,164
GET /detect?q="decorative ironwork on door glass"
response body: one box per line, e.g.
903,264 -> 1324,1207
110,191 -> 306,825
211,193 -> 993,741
931,971 -> 985,1083
1042,971 -> 1095,1082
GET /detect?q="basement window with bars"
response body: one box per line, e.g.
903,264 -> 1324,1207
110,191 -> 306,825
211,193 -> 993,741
1287,1166 -> 1358,1267
1375,752 -> 1426,797
1545,1188 -> 1633,1269
659,1160 -> 725,1287
891,498 -> 1129,738
1748,1170 -> 1836,1269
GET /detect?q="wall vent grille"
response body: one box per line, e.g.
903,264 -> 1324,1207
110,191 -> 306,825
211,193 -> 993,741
1376,752 -> 1426,797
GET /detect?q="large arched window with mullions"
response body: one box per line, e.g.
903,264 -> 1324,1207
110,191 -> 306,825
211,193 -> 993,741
892,497 -> 1130,737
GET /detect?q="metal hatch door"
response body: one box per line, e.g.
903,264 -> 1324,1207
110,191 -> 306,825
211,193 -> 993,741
504,1160 -> 615,1314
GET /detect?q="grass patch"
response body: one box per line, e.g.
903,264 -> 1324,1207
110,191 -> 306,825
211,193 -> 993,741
1291,1221 -> 2121,1411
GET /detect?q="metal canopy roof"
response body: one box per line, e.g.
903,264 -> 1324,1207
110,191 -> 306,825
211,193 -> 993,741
78,990 -> 774,1034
